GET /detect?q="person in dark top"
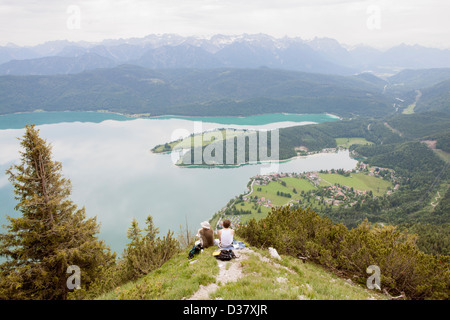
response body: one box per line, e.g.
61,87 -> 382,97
198,221 -> 214,248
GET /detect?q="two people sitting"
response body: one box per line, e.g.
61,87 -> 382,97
197,219 -> 235,249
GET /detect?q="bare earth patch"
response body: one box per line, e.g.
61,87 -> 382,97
421,140 -> 437,149
188,248 -> 252,300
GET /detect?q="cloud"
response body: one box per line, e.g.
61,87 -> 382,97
0,0 -> 449,48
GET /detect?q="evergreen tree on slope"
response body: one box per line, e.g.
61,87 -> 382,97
0,125 -> 115,299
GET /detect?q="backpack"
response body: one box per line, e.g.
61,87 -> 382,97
188,243 -> 202,259
213,249 -> 236,261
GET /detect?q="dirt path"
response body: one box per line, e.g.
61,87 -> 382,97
431,191 -> 441,207
384,122 -> 403,137
187,246 -> 296,300
422,140 -> 437,150
188,247 -> 253,300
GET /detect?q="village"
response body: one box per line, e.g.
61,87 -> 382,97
211,161 -> 401,228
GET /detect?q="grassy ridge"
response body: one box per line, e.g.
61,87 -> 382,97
95,248 -> 219,300
238,207 -> 450,300
95,244 -> 386,300
209,248 -> 385,300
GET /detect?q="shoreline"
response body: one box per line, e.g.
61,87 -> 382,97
0,111 -> 343,132
0,110 -> 342,119
150,112 -> 340,118
172,148 -> 353,169
144,112 -> 347,125
0,110 -> 150,119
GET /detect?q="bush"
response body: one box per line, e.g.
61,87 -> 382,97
122,216 -> 179,281
69,215 -> 180,299
237,206 -> 450,300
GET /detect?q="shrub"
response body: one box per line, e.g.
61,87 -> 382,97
237,206 -> 450,299
122,215 -> 179,281
69,215 -> 180,299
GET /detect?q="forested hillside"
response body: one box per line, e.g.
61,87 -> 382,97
415,79 -> 450,114
0,66 -> 392,117
297,113 -> 450,255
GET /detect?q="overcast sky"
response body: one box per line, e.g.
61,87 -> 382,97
1,0 -> 449,49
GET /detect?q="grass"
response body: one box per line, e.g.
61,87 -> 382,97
434,149 -> 450,164
232,177 -> 317,223
318,173 -> 392,196
222,172 -> 393,224
233,201 -> 271,224
252,177 -> 316,206
95,247 -> 219,300
94,244 -> 386,300
281,177 -> 317,192
335,137 -> 373,148
402,103 -> 416,114
152,128 -> 254,153
209,247 -> 385,300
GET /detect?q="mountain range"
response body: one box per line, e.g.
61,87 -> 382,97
1,33 -> 449,118
2,34 -> 450,76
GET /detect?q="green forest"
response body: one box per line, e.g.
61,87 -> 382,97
0,66 -> 393,118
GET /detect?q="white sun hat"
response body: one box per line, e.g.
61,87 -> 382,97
200,221 -> 211,229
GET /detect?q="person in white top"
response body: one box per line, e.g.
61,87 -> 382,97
218,219 -> 235,248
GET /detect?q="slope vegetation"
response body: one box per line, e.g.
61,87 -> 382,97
0,66 -> 392,117
94,243 -> 386,300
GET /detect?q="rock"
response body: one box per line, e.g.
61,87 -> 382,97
301,283 -> 313,291
276,277 -> 287,283
268,247 -> 281,260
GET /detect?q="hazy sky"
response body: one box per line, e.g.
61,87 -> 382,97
1,0 -> 449,49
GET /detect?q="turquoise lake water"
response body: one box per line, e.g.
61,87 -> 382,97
152,113 -> 339,126
0,111 -> 131,130
0,112 -> 339,130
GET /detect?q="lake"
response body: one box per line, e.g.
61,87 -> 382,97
0,112 -> 356,255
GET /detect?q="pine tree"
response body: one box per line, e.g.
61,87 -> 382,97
127,218 -> 142,245
123,215 -> 178,281
0,125 -> 115,300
